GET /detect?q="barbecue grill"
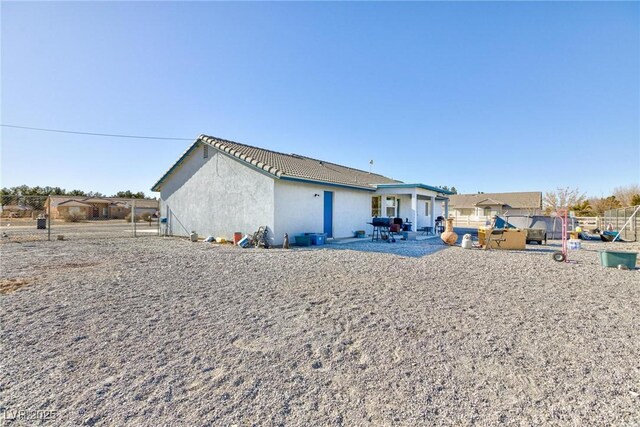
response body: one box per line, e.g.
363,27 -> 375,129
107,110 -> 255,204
369,217 -> 395,242
372,217 -> 391,227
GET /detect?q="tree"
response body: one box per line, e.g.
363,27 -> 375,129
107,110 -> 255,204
543,187 -> 586,213
612,184 -> 640,207
631,194 -> 640,207
0,188 -> 17,205
439,186 -> 458,194
571,200 -> 593,216
113,190 -> 146,199
590,196 -> 622,216
68,189 -> 87,196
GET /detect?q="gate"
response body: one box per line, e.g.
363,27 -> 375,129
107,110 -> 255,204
603,205 -> 640,242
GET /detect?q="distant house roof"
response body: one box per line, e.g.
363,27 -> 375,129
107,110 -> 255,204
449,192 -> 542,209
57,200 -> 93,207
475,198 -> 506,206
0,204 -> 33,211
109,198 -> 159,209
48,196 -> 158,209
152,135 -> 403,192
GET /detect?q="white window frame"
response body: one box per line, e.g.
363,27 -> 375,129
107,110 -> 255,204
385,196 -> 397,218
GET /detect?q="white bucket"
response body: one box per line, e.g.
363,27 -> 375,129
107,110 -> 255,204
568,239 -> 581,250
461,234 -> 473,249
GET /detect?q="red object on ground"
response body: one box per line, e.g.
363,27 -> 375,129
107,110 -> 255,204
233,232 -> 242,245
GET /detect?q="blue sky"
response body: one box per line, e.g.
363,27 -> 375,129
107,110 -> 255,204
2,1 -> 638,197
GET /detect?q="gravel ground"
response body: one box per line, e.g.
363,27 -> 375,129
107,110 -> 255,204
1,236 -> 639,426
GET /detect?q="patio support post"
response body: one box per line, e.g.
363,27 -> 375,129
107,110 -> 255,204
430,195 -> 436,228
412,190 -> 418,231
444,199 -> 449,218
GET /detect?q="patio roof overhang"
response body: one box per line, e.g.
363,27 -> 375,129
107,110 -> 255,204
374,183 -> 453,197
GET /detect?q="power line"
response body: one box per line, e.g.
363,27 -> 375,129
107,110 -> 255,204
0,124 -> 193,141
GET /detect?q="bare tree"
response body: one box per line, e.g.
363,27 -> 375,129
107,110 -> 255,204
543,187 -> 586,213
612,184 -> 640,207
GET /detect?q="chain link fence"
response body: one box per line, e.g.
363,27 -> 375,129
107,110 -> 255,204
603,205 -> 639,242
1,195 -> 159,243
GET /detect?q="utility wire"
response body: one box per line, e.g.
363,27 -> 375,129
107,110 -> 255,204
0,124 -> 193,141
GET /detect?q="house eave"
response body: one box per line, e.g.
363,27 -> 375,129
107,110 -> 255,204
151,137 -> 202,192
279,176 -> 376,191
375,183 -> 453,195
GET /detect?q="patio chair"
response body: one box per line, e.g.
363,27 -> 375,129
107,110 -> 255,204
484,228 -> 506,249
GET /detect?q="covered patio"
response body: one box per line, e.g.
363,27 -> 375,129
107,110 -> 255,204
372,184 -> 451,234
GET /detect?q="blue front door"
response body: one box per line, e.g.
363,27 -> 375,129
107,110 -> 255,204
323,191 -> 333,238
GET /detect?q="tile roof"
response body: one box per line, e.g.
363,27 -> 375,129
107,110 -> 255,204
200,135 -> 401,189
153,135 -> 401,191
57,199 -> 93,207
449,192 -> 542,209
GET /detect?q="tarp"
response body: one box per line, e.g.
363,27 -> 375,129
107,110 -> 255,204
497,215 -> 578,240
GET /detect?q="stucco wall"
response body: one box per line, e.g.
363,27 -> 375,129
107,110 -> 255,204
159,144 -> 275,241
393,194 -> 433,229
273,180 -> 373,243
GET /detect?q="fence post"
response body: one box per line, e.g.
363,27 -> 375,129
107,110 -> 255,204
47,199 -> 51,241
132,199 -> 136,238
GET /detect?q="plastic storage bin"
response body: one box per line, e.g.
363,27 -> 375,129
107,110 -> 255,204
598,250 -> 637,269
309,233 -> 327,245
238,235 -> 251,248
568,239 -> 581,250
294,235 -> 312,247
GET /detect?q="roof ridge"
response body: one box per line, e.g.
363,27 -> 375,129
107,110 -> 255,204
200,134 -> 393,180
200,135 -> 283,177
201,134 -> 292,161
297,154 -> 392,179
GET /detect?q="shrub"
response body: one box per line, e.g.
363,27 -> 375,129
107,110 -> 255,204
63,212 -> 85,222
124,213 -> 141,222
140,212 -> 152,222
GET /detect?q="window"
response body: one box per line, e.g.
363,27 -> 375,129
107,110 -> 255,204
203,145 -> 209,158
371,196 -> 381,217
385,196 -> 397,217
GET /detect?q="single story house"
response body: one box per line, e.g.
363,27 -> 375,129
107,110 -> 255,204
449,191 -> 543,222
47,196 -> 158,220
152,134 -> 453,245
0,204 -> 34,218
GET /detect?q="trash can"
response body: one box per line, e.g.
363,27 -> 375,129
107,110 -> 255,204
37,218 -> 47,230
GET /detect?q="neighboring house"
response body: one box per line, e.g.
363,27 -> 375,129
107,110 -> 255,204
55,200 -> 94,219
0,204 -> 34,218
152,134 -> 453,245
47,196 -> 158,220
111,197 -> 159,218
449,191 -> 543,223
